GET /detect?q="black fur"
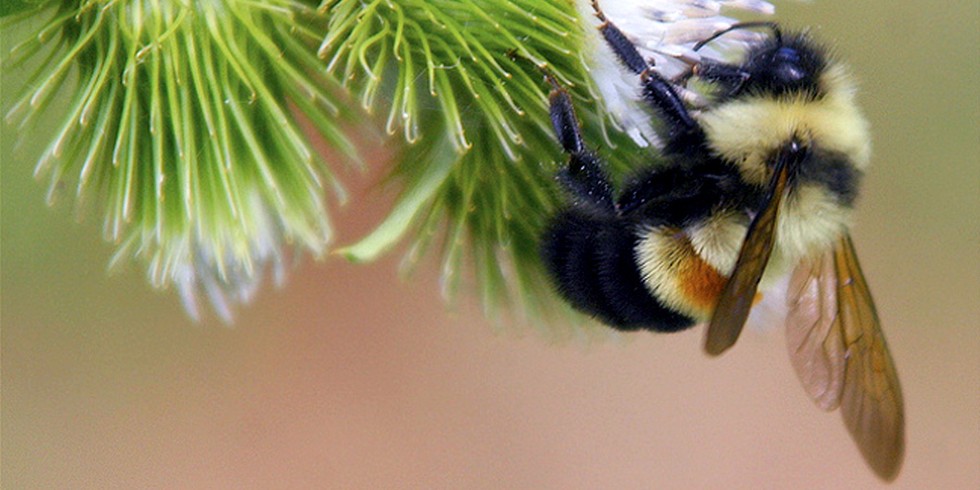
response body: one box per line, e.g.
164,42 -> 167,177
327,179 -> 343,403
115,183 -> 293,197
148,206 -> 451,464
797,150 -> 862,206
617,161 -> 760,226
541,146 -> 760,331
542,209 -> 693,331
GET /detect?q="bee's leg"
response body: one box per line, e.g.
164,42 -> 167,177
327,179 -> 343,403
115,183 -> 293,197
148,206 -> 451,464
548,85 -> 616,214
590,0 -> 648,74
694,61 -> 751,96
591,1 -> 705,151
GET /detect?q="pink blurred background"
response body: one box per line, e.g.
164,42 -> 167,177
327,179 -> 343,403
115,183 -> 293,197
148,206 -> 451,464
3,1 -> 978,488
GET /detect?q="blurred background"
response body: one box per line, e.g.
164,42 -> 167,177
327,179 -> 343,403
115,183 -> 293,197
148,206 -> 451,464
2,1 -> 977,488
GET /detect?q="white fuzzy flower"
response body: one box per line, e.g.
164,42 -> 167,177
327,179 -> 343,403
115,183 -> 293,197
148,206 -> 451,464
578,0 -> 778,147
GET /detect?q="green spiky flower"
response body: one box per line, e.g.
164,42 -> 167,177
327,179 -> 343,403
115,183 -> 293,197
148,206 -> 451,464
319,0 -> 642,333
4,0 -> 355,320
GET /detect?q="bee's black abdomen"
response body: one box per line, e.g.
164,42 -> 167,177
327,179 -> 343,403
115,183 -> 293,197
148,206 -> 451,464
594,223 -> 695,332
542,210 -> 695,332
541,211 -> 618,324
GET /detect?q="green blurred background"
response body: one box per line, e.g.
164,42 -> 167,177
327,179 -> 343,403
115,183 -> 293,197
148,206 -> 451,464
2,1 -> 978,488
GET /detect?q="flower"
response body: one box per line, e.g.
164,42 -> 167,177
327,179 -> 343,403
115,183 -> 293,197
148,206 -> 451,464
4,1 -> 355,322
578,0 -> 777,147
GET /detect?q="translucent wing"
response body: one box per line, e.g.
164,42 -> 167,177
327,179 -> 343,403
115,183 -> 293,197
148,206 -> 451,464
704,162 -> 789,356
835,235 -> 905,480
786,235 -> 905,481
786,250 -> 846,411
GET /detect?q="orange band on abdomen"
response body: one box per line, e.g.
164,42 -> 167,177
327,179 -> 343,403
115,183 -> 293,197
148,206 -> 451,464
676,241 -> 729,316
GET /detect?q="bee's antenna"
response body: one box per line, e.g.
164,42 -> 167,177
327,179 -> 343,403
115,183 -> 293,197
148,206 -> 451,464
693,22 -> 783,52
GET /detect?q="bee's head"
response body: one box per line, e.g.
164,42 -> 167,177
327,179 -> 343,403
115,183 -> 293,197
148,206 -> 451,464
738,32 -> 827,98
694,25 -> 829,100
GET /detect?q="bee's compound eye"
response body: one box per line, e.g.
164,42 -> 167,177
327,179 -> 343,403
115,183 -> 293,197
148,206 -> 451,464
773,47 -> 806,84
775,47 -> 801,63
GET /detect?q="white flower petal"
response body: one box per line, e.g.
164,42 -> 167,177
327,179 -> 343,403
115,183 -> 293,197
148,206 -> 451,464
579,0 -> 781,147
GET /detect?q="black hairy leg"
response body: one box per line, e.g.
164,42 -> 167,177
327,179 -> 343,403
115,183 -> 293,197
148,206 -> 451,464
547,83 -> 616,213
542,76 -> 697,332
590,0 -> 705,153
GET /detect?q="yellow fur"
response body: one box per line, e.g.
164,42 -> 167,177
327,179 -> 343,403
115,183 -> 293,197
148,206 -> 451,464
635,185 -> 850,319
699,64 -> 871,186
688,211 -> 749,276
773,185 -> 851,266
635,227 -> 716,322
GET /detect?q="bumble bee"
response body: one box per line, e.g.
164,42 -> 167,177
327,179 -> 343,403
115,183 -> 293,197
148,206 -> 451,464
540,2 -> 905,481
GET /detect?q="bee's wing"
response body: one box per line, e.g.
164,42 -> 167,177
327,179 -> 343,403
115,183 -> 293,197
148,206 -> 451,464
787,235 -> 905,481
704,162 -> 789,356
835,235 -> 906,480
785,249 -> 846,410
